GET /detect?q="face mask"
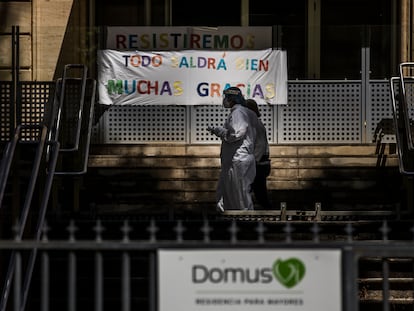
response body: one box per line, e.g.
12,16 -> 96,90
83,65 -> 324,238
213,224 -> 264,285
223,97 -> 232,108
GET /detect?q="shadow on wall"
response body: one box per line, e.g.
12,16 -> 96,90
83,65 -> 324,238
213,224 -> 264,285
0,6 -> 10,33
80,166 -> 186,217
54,0 -> 97,81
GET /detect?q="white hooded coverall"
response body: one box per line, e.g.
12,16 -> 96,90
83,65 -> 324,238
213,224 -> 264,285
214,104 -> 258,210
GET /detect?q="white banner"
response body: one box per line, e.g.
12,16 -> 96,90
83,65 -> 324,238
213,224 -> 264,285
106,26 -> 272,50
97,49 -> 287,106
158,249 -> 342,311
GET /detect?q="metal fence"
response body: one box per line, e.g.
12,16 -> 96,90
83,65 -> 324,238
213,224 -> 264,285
1,218 -> 414,311
91,79 -> 395,145
0,79 -> 396,146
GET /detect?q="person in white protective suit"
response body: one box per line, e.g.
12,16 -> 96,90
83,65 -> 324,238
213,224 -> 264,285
207,87 -> 258,212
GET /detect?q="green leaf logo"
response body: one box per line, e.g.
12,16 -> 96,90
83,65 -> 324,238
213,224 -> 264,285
272,258 -> 306,288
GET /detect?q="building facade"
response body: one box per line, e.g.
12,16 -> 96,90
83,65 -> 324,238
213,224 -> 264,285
0,0 -> 411,215
0,0 -> 412,81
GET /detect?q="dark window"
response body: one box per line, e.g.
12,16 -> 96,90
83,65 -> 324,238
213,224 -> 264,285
151,0 -> 167,26
171,0 -> 241,26
249,0 -> 393,79
95,0 -> 395,79
321,0 -> 392,79
249,0 -> 306,79
95,0 -> 146,26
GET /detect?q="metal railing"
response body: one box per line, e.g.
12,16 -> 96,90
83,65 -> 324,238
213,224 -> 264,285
50,64 -> 97,175
0,79 -> 393,146
0,124 -> 49,209
0,124 -> 60,311
221,202 -> 398,222
0,63 -> 96,311
390,63 -> 414,175
0,219 -> 413,311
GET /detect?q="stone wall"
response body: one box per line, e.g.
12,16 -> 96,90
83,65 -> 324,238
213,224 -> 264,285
0,0 -> 75,81
79,144 -> 406,217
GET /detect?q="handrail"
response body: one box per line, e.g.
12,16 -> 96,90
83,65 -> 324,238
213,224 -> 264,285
48,64 -> 96,175
389,76 -> 414,175
57,64 -> 88,152
0,124 -> 48,208
20,140 -> 60,311
54,78 -> 96,175
0,140 -> 60,311
0,124 -> 50,311
0,126 -> 20,207
398,62 -> 414,151
0,64 -> 94,311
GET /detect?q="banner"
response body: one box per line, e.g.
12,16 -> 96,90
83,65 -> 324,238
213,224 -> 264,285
106,26 -> 272,50
158,249 -> 342,311
97,49 -> 288,106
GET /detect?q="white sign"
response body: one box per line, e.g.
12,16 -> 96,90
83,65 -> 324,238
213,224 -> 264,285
106,26 -> 272,50
97,49 -> 287,106
158,249 -> 342,311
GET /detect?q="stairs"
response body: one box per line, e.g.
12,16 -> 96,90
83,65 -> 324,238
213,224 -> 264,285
359,257 -> 414,310
83,144 -> 405,220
